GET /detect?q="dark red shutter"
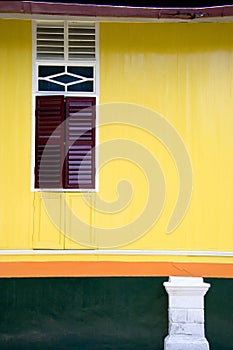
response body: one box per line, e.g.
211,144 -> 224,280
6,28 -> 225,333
65,97 -> 96,189
35,95 -> 65,188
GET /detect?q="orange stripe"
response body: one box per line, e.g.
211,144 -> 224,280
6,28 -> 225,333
0,261 -> 232,278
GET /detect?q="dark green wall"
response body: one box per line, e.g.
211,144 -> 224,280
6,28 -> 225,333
0,277 -> 167,350
205,278 -> 233,350
0,277 -> 232,350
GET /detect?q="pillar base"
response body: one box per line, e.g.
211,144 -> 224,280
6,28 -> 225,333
164,335 -> 210,350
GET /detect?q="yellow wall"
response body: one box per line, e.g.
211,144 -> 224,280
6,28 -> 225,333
0,19 -> 33,249
0,19 -> 232,263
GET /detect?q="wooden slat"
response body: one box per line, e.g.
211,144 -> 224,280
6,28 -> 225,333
35,96 -> 65,188
65,97 -> 96,189
68,24 -> 96,59
36,25 -> 64,60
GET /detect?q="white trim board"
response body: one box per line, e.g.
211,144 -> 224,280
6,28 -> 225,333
0,250 -> 232,257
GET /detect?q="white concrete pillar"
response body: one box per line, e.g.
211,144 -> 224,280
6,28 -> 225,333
163,276 -> 211,350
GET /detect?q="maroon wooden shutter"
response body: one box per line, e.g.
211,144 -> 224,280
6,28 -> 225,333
35,96 -> 65,188
65,97 -> 96,189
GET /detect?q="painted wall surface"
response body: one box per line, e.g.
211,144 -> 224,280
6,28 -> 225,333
0,19 -> 33,249
0,277 -> 232,350
0,277 -> 167,350
0,19 -> 233,265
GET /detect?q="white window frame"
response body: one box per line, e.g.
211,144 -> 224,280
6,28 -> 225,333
31,19 -> 99,192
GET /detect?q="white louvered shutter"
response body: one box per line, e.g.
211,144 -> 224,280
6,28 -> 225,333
36,22 -> 96,61
68,23 -> 96,60
36,24 -> 65,60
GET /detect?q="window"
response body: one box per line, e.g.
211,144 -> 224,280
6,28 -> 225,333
33,21 -> 98,190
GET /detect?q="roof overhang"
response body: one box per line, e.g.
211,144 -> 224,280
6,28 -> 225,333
0,1 -> 233,22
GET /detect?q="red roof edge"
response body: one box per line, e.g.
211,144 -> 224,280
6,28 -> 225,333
0,1 -> 233,19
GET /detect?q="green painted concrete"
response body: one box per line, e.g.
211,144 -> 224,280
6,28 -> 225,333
0,277 -> 232,349
205,278 -> 233,350
0,277 -> 167,350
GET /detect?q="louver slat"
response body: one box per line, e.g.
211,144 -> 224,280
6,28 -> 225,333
35,96 -> 65,188
65,97 -> 96,189
68,25 -> 96,60
37,26 -> 64,59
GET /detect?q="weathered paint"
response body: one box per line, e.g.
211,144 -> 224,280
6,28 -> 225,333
0,1 -> 233,20
0,19 -> 233,271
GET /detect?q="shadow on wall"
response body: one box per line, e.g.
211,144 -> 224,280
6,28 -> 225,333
0,277 -> 167,350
